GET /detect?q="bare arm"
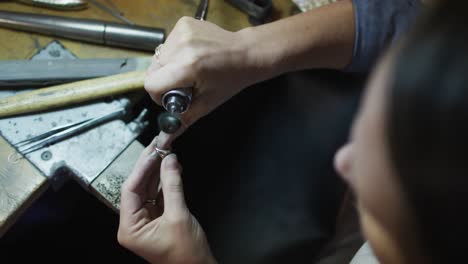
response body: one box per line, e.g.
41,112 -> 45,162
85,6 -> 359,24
240,0 -> 355,81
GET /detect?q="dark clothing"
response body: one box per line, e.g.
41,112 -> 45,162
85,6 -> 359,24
347,0 -> 422,72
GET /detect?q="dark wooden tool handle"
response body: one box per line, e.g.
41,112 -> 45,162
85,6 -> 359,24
0,136 -> 49,237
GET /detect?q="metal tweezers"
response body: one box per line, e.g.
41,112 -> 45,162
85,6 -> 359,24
15,108 -> 128,155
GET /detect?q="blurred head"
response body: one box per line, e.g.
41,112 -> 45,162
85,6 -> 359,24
334,2 -> 468,263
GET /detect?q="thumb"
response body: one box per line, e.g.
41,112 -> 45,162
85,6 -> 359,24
160,154 -> 188,219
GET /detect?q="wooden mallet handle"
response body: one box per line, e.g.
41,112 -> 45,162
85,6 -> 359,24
0,70 -> 146,118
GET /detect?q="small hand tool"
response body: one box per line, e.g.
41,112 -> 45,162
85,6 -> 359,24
14,118 -> 93,148
0,57 -> 151,87
0,70 -> 146,118
13,0 -> 88,10
14,106 -> 149,156
157,0 -> 208,134
0,10 -> 165,51
15,107 -> 127,155
226,0 -> 272,24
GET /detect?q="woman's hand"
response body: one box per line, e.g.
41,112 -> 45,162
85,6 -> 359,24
145,0 -> 355,135
144,17 -> 263,133
118,137 -> 216,264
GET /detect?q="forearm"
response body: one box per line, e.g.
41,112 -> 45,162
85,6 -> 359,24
238,0 -> 355,82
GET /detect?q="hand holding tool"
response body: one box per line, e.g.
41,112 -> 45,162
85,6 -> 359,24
157,0 -> 208,134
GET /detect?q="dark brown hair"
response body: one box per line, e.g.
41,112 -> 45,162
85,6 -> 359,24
388,1 -> 468,262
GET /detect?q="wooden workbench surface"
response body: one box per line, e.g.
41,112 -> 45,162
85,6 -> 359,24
0,0 -> 296,60
0,0 -> 297,237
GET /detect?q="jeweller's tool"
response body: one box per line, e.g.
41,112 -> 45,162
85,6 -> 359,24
88,0 -> 135,25
13,0 -> 88,10
14,118 -> 92,148
157,0 -> 208,134
0,57 -> 152,87
226,0 -> 272,24
0,70 -> 146,118
195,0 -> 209,20
0,10 -> 165,51
15,107 -> 130,155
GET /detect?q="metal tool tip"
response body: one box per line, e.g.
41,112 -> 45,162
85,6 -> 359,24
158,112 -> 181,134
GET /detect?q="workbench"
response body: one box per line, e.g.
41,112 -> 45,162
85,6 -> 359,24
0,0 -> 297,239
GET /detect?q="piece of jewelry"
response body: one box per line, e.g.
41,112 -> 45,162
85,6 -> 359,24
154,44 -> 163,66
154,146 -> 171,159
146,199 -> 157,206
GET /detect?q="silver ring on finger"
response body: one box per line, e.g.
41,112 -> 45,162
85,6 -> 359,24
154,146 -> 171,159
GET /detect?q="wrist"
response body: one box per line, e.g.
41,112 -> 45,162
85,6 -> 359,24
235,26 -> 284,87
235,0 -> 355,77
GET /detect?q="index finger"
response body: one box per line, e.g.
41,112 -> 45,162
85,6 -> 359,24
119,137 -> 161,225
144,62 -> 196,105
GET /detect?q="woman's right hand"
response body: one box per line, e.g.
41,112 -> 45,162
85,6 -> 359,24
146,0 -> 356,136
144,17 -> 265,134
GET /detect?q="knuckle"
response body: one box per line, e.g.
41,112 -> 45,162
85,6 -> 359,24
143,76 -> 154,91
143,80 -> 160,98
180,33 -> 195,47
181,54 -> 202,75
175,17 -> 193,32
178,16 -> 192,25
189,55 -> 202,68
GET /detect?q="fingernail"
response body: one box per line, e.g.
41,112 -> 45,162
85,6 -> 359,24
164,154 -> 179,170
148,149 -> 159,160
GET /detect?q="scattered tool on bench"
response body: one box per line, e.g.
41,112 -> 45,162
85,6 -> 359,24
12,0 -> 88,10
0,56 -> 152,88
0,10 -> 165,51
0,70 -> 146,118
226,0 -> 272,24
14,107 -> 148,156
0,56 -> 151,88
87,0 -> 135,25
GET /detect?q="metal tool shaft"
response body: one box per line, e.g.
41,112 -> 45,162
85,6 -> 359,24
15,0 -> 88,10
0,10 -> 165,51
0,57 -> 152,87
17,108 -> 127,155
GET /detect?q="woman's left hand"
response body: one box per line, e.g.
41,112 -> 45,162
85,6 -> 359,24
117,137 -> 216,264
